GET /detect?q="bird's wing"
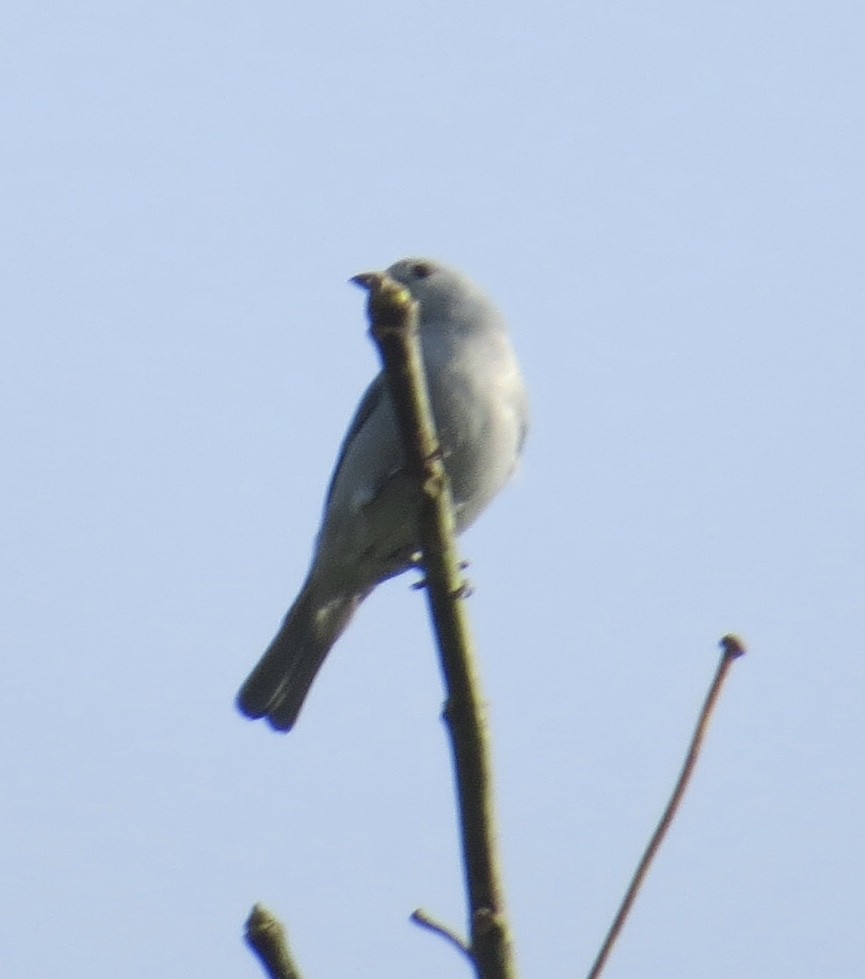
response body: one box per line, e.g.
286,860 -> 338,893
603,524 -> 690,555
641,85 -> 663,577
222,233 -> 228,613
322,375 -> 396,511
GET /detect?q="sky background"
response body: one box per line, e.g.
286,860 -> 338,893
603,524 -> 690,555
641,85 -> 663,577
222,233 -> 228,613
2,1 -> 864,977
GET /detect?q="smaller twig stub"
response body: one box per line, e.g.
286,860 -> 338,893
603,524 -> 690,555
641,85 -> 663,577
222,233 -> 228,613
244,904 -> 305,979
410,908 -> 472,959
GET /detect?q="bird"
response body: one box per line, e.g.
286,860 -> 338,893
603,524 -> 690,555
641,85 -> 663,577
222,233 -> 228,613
236,257 -> 529,731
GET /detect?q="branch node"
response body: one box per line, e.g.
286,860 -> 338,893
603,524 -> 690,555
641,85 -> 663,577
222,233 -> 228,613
473,906 -> 504,938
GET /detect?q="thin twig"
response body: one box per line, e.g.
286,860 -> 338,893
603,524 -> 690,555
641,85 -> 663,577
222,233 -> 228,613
411,908 -> 473,959
586,634 -> 747,979
244,904 -> 305,979
361,274 -> 516,979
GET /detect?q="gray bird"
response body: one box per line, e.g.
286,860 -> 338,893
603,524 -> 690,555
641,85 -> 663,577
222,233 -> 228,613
237,258 -> 529,730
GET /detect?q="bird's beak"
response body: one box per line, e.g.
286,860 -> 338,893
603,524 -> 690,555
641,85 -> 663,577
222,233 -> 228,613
350,271 -> 381,291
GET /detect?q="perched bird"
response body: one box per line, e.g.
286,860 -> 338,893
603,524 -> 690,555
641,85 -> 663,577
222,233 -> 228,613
237,258 -> 529,730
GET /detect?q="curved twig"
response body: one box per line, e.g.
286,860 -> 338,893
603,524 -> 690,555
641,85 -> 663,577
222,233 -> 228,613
586,634 -> 747,979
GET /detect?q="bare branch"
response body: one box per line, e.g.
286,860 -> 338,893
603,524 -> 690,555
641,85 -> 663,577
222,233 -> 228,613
586,634 -> 747,979
362,274 -> 517,979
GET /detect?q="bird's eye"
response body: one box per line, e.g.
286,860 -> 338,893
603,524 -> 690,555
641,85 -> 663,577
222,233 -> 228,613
410,261 -> 433,279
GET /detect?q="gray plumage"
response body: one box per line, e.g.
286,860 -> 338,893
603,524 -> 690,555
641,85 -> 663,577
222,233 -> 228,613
237,258 -> 529,730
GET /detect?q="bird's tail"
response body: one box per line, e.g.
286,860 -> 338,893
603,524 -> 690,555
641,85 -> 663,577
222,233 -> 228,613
236,579 -> 366,731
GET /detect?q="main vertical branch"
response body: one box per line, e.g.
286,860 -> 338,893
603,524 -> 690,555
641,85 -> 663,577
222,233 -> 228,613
359,273 -> 516,979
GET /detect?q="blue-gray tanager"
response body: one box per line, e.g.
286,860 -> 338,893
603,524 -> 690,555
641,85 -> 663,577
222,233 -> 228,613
237,258 -> 528,730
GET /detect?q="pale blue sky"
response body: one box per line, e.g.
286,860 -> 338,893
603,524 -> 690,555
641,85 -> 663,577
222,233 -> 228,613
2,1 -> 864,977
